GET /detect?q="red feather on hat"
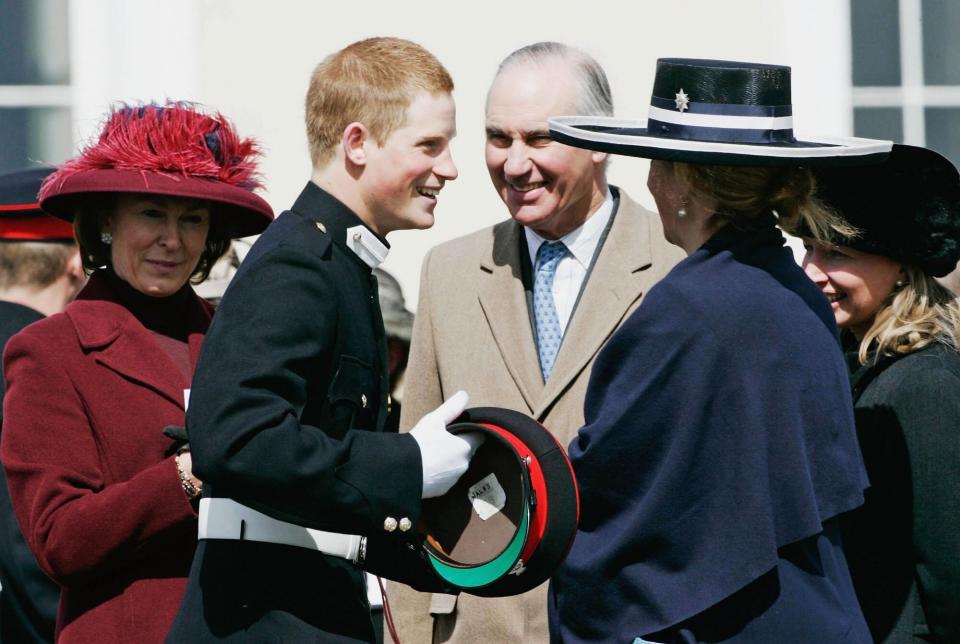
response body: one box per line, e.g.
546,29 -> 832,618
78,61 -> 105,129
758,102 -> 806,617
47,102 -> 264,192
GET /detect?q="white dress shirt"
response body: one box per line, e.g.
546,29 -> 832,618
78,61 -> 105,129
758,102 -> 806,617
524,190 -> 615,335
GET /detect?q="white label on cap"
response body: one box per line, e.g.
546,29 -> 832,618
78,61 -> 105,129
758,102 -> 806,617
468,473 -> 506,521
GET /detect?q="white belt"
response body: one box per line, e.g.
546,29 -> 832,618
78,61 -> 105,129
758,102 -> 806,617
198,497 -> 365,563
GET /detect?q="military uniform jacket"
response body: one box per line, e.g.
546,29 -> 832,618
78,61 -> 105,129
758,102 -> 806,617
0,302 -> 57,644
167,183 -> 444,643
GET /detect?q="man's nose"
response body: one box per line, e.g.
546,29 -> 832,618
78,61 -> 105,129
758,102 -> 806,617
503,141 -> 530,177
436,148 -> 458,181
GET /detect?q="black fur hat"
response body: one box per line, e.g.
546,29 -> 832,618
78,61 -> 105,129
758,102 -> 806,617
814,144 -> 960,277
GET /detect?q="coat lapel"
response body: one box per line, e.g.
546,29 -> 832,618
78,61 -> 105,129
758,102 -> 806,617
477,221 -> 543,413
537,195 -> 655,415
68,299 -> 191,409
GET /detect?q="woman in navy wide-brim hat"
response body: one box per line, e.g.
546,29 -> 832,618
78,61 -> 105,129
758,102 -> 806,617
547,58 -> 885,643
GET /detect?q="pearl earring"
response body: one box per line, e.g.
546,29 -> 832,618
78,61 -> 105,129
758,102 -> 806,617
100,232 -> 113,244
677,200 -> 688,219
895,279 -> 905,288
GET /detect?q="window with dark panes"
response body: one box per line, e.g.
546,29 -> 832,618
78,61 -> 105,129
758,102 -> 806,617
850,0 -> 960,166
0,0 -> 72,173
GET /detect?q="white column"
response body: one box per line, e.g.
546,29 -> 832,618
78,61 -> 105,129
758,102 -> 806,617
782,0 -> 854,137
899,0 -> 926,145
68,0 -> 200,146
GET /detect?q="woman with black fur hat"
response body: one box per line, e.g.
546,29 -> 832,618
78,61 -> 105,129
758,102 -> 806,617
803,144 -> 960,643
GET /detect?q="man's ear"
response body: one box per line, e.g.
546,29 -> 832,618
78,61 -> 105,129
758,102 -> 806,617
66,248 -> 83,280
61,247 -> 86,304
342,122 -> 370,167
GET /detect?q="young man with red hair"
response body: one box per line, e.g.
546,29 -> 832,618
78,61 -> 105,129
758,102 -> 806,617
168,37 -> 479,642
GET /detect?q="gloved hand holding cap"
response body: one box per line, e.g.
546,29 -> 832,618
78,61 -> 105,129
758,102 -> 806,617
410,390 -> 485,499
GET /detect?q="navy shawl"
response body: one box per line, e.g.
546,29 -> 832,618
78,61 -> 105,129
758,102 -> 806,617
551,222 -> 868,641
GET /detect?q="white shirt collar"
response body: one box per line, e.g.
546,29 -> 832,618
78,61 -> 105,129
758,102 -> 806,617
345,225 -> 389,269
524,189 -> 615,269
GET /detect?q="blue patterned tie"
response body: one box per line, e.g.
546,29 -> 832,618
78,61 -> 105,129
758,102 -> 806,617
534,241 -> 567,381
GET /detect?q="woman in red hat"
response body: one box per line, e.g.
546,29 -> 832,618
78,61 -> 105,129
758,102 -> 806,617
0,102 -> 273,643
803,145 -> 960,643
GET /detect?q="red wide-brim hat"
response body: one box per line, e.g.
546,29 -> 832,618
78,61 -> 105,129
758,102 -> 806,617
40,103 -> 274,238
418,407 -> 580,597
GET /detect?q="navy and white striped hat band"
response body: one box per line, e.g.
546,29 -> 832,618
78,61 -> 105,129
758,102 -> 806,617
549,58 -> 892,167
646,95 -> 795,145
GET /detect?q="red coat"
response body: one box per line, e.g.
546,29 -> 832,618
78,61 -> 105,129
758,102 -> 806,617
1,273 -> 211,643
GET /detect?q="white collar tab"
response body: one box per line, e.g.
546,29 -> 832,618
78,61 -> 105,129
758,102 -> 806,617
345,225 -> 389,269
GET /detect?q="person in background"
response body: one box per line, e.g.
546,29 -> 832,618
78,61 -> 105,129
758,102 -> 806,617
388,42 -> 682,644
0,103 -> 273,643
546,58 -> 882,642
0,166 -> 84,644
374,267 -> 414,434
166,37 -> 480,643
193,242 -> 240,305
803,144 -> 960,643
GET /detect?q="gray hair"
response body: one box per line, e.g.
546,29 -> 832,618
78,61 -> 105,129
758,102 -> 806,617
492,42 -> 614,117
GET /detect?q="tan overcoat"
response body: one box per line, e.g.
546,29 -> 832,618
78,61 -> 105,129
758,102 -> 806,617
388,188 -> 683,643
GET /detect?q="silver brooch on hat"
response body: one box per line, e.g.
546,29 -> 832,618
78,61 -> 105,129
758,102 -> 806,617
674,89 -> 690,112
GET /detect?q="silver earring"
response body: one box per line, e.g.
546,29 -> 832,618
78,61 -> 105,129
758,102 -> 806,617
895,279 -> 905,288
100,232 -> 113,244
677,201 -> 688,218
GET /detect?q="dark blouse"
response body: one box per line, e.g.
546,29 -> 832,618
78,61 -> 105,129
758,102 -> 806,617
101,270 -> 194,378
99,268 -> 197,341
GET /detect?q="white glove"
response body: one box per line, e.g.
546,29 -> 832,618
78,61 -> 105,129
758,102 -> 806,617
409,390 -> 485,499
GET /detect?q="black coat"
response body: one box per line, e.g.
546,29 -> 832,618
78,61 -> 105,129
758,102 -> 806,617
551,221 -> 870,643
0,301 -> 57,644
843,341 -> 960,643
167,183 -> 447,643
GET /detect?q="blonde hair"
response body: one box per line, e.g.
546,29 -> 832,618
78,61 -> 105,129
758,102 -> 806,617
0,241 -> 77,289
671,162 -> 856,242
855,264 -> 960,364
305,37 -> 454,167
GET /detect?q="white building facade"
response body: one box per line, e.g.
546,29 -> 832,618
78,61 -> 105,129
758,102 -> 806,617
2,0 -> 953,303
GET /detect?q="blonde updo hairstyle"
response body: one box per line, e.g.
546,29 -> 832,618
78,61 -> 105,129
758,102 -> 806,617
669,162 -> 855,243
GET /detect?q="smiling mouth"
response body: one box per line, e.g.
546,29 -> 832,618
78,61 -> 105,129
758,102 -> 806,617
826,293 -> 846,303
508,181 -> 546,193
417,187 -> 440,198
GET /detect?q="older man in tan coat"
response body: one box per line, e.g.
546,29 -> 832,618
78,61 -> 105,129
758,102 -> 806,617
388,42 -> 683,643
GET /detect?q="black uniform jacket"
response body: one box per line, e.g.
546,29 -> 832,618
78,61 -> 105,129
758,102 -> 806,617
167,183 -> 447,643
0,302 -> 57,644
843,342 -> 960,643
